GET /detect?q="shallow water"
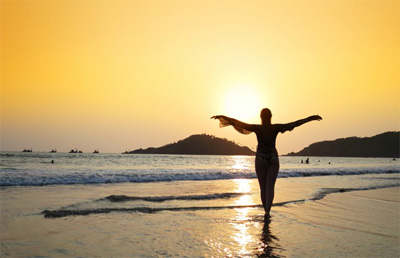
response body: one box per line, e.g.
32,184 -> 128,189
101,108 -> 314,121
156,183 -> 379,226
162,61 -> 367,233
1,174 -> 399,257
1,153 -> 399,257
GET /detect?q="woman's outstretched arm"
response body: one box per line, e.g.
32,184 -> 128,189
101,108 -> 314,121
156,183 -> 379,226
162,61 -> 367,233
279,115 -> 322,133
211,115 -> 256,135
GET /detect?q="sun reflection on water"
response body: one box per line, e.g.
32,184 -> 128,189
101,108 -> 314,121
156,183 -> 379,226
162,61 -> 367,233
204,178 -> 281,257
231,179 -> 258,256
234,178 -> 251,193
230,179 -> 283,257
230,156 -> 253,170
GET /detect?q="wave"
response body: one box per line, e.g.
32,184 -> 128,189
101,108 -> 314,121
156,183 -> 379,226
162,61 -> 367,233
42,204 -> 264,218
42,184 -> 400,218
311,183 -> 400,201
1,169 -> 399,186
103,192 -> 247,203
44,191 -> 261,218
279,170 -> 399,178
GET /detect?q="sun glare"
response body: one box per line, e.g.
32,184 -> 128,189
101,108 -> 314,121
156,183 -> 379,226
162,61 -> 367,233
224,85 -> 261,122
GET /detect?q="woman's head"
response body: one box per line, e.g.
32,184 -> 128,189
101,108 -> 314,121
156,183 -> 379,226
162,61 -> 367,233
260,108 -> 272,124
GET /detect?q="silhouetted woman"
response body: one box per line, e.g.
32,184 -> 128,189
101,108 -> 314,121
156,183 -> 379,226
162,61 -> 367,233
212,108 -> 322,220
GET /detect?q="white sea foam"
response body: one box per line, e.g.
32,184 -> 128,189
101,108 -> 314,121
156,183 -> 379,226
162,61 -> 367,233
0,152 -> 399,186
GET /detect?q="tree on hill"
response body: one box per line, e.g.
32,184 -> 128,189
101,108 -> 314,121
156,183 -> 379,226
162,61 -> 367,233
286,131 -> 399,157
123,134 -> 255,156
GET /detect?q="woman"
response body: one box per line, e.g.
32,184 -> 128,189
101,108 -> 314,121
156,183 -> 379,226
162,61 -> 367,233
211,108 -> 322,220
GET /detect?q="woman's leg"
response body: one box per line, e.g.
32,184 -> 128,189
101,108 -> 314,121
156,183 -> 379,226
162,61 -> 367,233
255,158 -> 267,213
264,158 -> 280,217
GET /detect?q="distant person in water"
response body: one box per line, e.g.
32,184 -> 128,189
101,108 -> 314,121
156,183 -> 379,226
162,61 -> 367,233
212,108 -> 322,220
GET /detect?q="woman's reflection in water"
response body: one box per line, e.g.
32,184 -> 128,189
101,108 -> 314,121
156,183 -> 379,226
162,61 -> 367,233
257,219 -> 284,258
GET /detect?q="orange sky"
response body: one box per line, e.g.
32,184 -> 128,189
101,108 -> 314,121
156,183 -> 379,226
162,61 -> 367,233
1,0 -> 399,154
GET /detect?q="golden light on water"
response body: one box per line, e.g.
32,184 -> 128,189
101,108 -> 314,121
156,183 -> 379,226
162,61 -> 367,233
231,179 -> 257,256
234,179 -> 251,194
232,221 -> 254,255
230,156 -> 253,171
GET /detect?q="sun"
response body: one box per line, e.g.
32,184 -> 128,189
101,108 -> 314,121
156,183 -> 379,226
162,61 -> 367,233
224,85 -> 261,122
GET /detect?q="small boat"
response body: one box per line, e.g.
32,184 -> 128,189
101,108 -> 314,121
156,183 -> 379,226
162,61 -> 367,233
22,148 -> 32,152
69,149 -> 78,153
50,149 -> 57,153
93,149 -> 99,154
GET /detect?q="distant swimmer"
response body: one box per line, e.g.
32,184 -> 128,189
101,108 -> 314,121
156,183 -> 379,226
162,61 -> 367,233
51,160 -> 54,164
212,108 -> 322,220
305,158 -> 310,164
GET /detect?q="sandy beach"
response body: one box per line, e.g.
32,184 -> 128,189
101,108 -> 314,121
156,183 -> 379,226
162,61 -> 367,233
273,186 -> 400,257
1,173 -> 399,257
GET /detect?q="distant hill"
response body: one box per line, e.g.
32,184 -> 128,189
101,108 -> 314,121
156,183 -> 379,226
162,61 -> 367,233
285,131 -> 399,158
123,134 -> 255,156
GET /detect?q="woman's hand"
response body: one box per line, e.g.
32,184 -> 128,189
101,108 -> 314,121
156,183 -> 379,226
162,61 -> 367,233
309,115 -> 322,121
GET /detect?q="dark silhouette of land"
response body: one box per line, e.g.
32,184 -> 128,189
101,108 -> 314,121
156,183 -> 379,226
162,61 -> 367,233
285,131 -> 399,158
123,134 -> 255,155
123,132 -> 399,157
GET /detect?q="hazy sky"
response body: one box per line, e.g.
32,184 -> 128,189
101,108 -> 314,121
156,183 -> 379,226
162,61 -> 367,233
1,0 -> 399,154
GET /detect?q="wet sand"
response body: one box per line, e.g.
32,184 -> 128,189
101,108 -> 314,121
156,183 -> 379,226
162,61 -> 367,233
1,175 -> 399,257
273,187 -> 400,257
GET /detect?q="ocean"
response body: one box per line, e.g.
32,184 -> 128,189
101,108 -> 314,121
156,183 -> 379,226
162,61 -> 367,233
1,152 -> 399,257
1,152 -> 398,186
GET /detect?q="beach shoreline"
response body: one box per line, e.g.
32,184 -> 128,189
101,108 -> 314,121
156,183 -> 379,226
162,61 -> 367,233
1,173 -> 399,257
273,186 -> 400,257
